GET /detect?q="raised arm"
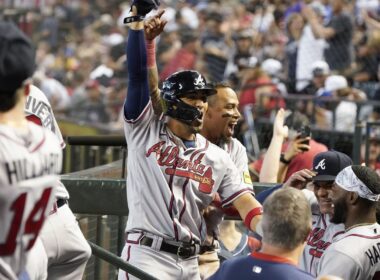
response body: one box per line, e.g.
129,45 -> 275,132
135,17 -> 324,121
259,108 -> 288,183
123,6 -> 150,120
144,10 -> 167,115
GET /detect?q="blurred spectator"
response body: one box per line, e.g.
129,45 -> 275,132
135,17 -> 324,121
69,79 -> 109,124
210,188 -> 314,280
351,30 -> 380,84
261,58 -> 287,96
284,12 -> 304,93
315,75 -> 367,132
201,11 -> 230,81
296,2 -> 326,92
302,0 -> 353,73
361,128 -> 380,176
238,66 -> 284,116
160,27 -> 198,81
224,29 -> 256,88
33,71 -> 70,112
300,60 -> 330,96
252,111 -> 327,183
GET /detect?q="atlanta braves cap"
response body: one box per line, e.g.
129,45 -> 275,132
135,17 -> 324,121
313,150 -> 352,181
0,22 -> 35,93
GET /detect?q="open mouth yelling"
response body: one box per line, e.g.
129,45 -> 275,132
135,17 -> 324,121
227,122 -> 237,135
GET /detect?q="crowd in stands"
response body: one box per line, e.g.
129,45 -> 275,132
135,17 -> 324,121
1,1 -> 380,279
1,0 -> 379,131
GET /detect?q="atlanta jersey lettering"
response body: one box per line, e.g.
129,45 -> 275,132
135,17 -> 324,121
24,85 -> 69,199
317,223 -> 380,280
300,212 -> 345,276
124,102 -> 253,243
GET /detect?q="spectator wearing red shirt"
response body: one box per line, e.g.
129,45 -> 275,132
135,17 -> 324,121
238,67 -> 285,117
160,28 -> 198,81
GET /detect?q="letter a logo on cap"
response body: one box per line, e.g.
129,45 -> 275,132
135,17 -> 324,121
315,159 -> 326,170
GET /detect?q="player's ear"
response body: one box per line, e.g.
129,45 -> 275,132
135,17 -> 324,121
348,191 -> 359,205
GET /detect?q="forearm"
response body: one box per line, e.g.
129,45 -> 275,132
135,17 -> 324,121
124,25 -> 150,120
277,162 -> 289,183
259,134 -> 284,183
146,39 -> 163,115
365,17 -> 380,30
309,18 -> 334,39
233,193 -> 262,232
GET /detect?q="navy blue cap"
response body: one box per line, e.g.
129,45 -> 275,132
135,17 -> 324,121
0,22 -> 35,93
313,151 -> 352,181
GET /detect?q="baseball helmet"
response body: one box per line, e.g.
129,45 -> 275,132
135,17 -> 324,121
161,70 -> 216,124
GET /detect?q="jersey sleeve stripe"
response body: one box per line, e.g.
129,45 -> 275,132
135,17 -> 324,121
221,188 -> 254,207
29,131 -> 46,153
124,100 -> 152,124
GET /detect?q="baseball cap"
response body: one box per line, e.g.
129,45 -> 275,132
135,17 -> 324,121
261,59 -> 282,77
311,61 -> 330,77
313,151 -> 352,181
324,75 -> 348,92
0,22 -> 35,93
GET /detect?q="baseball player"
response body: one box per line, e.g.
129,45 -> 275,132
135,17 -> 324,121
119,4 -> 262,280
317,165 -> 380,279
24,85 -> 91,280
144,13 -> 271,278
282,151 -> 352,276
0,22 -> 62,279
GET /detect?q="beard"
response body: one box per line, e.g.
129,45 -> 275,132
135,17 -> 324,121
330,197 -> 348,224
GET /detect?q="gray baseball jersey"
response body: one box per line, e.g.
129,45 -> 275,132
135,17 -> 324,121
124,102 -> 253,243
24,85 -> 69,200
0,122 -> 62,276
300,212 -> 345,276
317,223 -> 380,280
218,138 -> 252,188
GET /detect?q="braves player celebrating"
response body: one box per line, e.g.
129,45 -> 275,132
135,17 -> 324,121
119,4 -> 262,280
282,151 -> 352,276
317,165 -> 380,279
0,22 -> 62,279
24,85 -> 91,280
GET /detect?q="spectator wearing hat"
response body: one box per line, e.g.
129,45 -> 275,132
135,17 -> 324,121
317,165 -> 380,279
302,0 -> 353,73
262,58 -> 287,96
315,75 -> 367,132
210,188 -> 314,280
300,60 -> 330,96
224,29 -> 256,88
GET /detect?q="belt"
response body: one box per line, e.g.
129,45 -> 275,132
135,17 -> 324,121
139,236 -> 214,259
49,199 -> 68,215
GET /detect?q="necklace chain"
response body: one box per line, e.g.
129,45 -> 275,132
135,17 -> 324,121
345,222 -> 374,232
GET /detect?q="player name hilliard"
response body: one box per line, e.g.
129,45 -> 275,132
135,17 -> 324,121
366,242 -> 380,266
4,153 -> 61,184
25,95 -> 53,129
